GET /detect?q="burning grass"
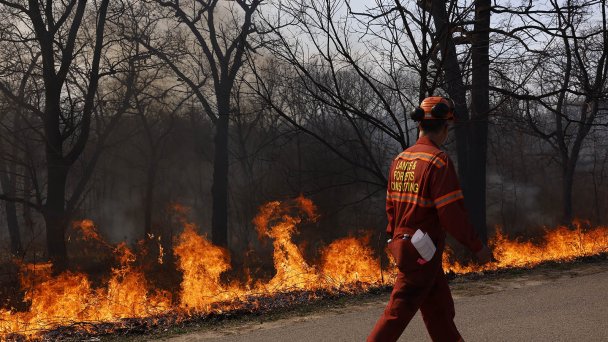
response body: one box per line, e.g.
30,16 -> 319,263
1,197 -> 607,341
443,221 -> 608,274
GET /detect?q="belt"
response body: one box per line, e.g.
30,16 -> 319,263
387,233 -> 411,244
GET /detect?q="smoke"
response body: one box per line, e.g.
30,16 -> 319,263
487,172 -> 558,231
91,193 -> 142,244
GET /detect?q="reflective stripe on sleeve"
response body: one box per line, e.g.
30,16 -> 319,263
434,190 -> 464,208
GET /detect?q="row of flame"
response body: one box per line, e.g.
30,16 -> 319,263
0,196 -> 607,338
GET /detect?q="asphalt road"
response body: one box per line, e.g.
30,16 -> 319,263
161,267 -> 608,342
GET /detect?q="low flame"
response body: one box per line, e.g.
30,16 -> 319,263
321,236 -> 382,287
0,238 -> 171,338
1,199 -> 607,339
444,223 -> 608,274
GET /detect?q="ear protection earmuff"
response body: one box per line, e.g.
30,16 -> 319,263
431,102 -> 450,118
416,96 -> 455,121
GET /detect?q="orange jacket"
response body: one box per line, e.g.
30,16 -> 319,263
386,136 -> 483,253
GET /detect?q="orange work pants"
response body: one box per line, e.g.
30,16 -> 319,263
367,257 -> 462,342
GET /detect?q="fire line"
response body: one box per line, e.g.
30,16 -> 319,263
0,197 -> 607,340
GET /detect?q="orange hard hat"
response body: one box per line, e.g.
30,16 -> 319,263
419,96 -> 455,120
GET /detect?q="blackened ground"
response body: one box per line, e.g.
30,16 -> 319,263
145,256 -> 608,342
38,255 -> 605,341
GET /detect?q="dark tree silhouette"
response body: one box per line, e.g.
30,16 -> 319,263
141,0 -> 263,248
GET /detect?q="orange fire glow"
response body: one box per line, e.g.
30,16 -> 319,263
321,236 -> 382,289
0,231 -> 171,339
252,198 -> 321,292
443,222 -> 608,274
73,219 -> 104,244
174,221 -> 234,312
0,199 -> 607,340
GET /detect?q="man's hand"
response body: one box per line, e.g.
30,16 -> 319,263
475,245 -> 493,264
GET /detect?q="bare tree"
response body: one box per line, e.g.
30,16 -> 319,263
134,0 -> 263,248
253,0 -> 497,240
0,113 -> 23,256
491,0 -> 608,223
132,76 -> 183,237
0,49 -> 40,256
0,0 -> 147,269
252,1 -> 423,187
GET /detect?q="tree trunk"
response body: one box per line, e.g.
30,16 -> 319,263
44,151 -> 69,271
211,94 -> 230,248
144,156 -> 158,237
562,161 -> 575,224
591,172 -> 600,224
467,0 -> 491,242
429,0 -> 470,189
0,171 -> 22,256
22,169 -> 35,240
0,112 -> 23,256
428,0 -> 490,242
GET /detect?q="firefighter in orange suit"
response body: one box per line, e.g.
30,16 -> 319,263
368,96 -> 493,342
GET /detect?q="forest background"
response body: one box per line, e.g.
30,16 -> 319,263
0,0 -> 606,273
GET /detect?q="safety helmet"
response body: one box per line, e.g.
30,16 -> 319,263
416,96 -> 455,121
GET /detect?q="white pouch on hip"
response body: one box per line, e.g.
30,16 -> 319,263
411,229 -> 436,261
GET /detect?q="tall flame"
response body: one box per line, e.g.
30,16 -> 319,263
252,198 -> 320,292
174,222 -> 232,312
